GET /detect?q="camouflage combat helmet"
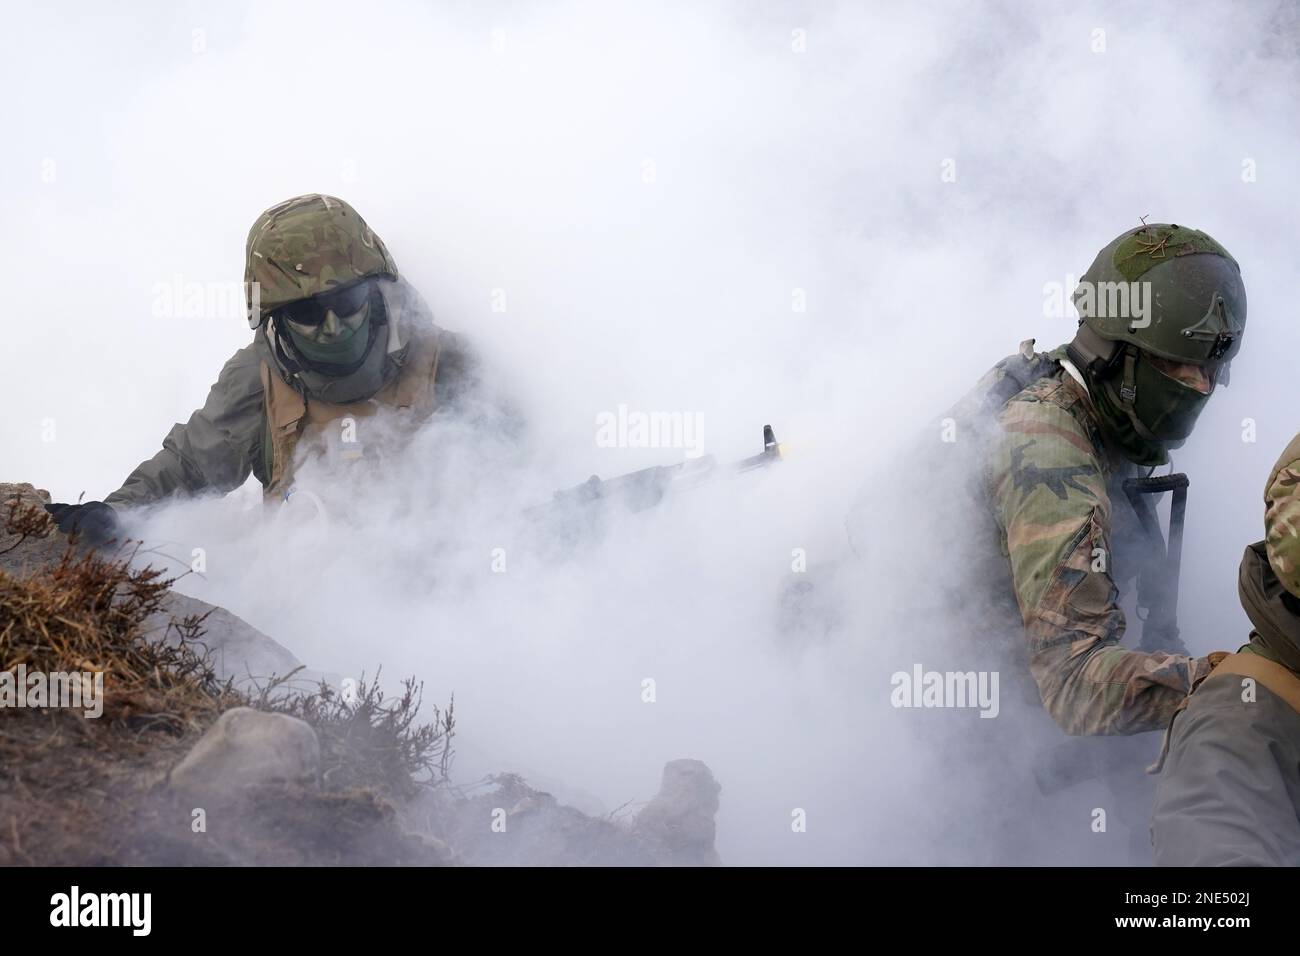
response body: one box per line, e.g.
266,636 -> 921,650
1066,223 -> 1247,462
1265,433 -> 1300,600
244,194 -> 398,329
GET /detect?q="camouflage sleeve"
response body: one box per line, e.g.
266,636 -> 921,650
104,344 -> 266,510
1264,432 -> 1300,598
988,397 -> 1209,735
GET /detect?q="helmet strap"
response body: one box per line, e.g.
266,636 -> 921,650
1119,345 -> 1139,404
1125,399 -> 1162,444
1107,350 -> 1162,444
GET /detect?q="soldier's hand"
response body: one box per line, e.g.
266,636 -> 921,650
1190,651 -> 1232,691
44,501 -> 121,548
1137,622 -> 1189,657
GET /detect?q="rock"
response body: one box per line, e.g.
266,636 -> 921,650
0,481 -> 52,514
143,590 -> 336,696
633,758 -> 722,866
411,833 -> 457,866
0,483 -> 55,568
169,707 -> 321,796
435,762 -> 725,867
433,773 -> 659,866
501,766 -> 609,818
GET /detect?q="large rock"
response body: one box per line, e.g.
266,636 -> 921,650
633,758 -> 722,866
169,706 -> 321,795
143,590 -> 326,694
0,482 -> 50,510
433,760 -> 725,866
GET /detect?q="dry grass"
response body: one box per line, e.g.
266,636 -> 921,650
262,671 -> 454,801
1,543 -> 241,732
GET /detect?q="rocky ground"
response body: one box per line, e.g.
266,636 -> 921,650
0,482 -> 722,866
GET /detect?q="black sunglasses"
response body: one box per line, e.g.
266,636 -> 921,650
273,279 -> 374,328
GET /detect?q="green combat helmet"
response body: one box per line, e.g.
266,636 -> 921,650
1265,433 -> 1300,600
1066,223 -> 1247,464
243,194 -> 398,329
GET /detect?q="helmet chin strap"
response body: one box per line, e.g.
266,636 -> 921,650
1104,345 -> 1165,444
1068,325 -> 1165,446
1106,377 -> 1164,444
1118,345 -> 1138,403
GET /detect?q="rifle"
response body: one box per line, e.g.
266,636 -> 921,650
1122,473 -> 1189,655
528,425 -> 782,520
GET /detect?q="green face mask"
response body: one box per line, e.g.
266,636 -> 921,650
286,301 -> 372,370
1130,356 -> 1213,443
1087,353 -> 1212,465
1089,378 -> 1169,466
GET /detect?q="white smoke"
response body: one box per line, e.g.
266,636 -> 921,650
3,0 -> 1298,863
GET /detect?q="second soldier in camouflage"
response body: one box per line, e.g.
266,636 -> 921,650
960,223 -> 1247,736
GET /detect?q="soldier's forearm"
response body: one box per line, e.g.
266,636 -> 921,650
1031,640 -> 1207,736
104,447 -> 198,510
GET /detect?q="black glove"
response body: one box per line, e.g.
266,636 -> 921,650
44,501 -> 122,547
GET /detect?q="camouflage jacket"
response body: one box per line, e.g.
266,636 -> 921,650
1265,431 -> 1300,601
105,279 -> 478,510
976,342 -> 1213,735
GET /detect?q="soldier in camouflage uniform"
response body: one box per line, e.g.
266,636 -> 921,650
956,223 -> 1248,738
834,223 -> 1248,862
877,223 -> 1251,863
1150,434 -> 1300,866
46,195 -> 482,544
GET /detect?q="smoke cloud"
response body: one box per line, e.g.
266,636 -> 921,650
4,0 -> 1298,863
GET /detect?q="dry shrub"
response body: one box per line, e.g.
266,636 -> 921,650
259,672 -> 455,800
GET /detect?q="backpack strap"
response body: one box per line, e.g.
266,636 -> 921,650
259,360 -> 308,498
1205,652 -> 1300,713
1148,650 -> 1273,773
